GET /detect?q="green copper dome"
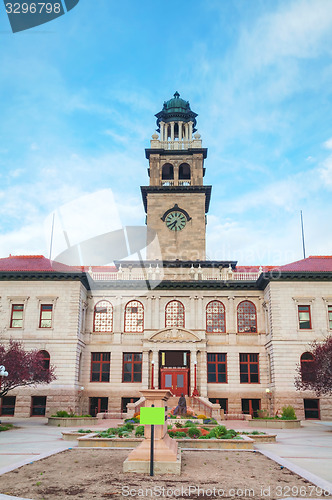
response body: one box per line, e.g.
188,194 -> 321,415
155,92 -> 198,132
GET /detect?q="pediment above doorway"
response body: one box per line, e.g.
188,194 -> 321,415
148,327 -> 201,343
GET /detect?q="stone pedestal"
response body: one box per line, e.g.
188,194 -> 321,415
123,389 -> 181,475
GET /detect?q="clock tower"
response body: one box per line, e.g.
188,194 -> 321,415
141,92 -> 211,261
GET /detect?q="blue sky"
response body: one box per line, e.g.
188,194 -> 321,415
0,0 -> 331,265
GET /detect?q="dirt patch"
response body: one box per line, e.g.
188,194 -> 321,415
0,449 -> 330,500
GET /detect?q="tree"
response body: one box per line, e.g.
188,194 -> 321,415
0,340 -> 56,398
295,336 -> 332,396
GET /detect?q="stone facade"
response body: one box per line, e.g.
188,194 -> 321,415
0,93 -> 331,421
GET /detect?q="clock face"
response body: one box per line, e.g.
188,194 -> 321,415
165,211 -> 187,231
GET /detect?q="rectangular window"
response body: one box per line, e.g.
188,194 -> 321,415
207,353 -> 227,383
90,353 -> 111,382
242,398 -> 261,418
298,305 -> 311,329
328,305 -> 332,330
304,399 -> 320,419
1,396 -> 16,416
123,353 -> 142,382
89,397 -> 108,417
31,396 -> 47,416
39,304 -> 53,328
240,353 -> 259,383
10,304 -> 24,328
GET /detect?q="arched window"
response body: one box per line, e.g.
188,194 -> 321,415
301,352 -> 315,382
125,300 -> 144,333
162,163 -> 174,180
174,123 -> 179,139
206,300 -> 226,333
39,350 -> 50,370
237,300 -> 257,333
93,300 -> 113,333
165,300 -> 185,328
179,163 -> 191,180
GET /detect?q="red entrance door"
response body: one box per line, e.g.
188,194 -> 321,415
160,368 -> 189,396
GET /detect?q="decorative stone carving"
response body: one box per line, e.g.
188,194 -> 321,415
148,327 -> 200,343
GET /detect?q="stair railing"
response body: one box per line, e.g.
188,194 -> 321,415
127,397 -> 145,418
192,396 -> 221,420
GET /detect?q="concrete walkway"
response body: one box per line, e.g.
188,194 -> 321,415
0,417 -> 331,499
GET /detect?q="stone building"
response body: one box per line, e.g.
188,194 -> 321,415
0,93 -> 331,420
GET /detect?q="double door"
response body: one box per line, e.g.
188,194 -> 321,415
160,368 -> 189,396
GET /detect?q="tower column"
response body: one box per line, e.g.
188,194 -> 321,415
170,122 -> 175,141
178,122 -> 183,141
160,122 -> 164,141
189,121 -> 193,140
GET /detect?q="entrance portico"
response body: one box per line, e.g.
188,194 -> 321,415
145,327 -> 207,397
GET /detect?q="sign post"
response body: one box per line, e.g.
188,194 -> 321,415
140,405 -> 165,477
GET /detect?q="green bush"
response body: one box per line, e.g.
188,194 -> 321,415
0,424 -> 14,432
212,425 -> 228,439
188,427 -> 201,439
135,426 -> 144,437
185,420 -> 196,427
174,422 -> 183,428
107,427 -> 118,434
281,405 -> 297,420
53,410 -> 69,417
175,431 -> 187,438
77,429 -> 92,433
124,422 -> 134,431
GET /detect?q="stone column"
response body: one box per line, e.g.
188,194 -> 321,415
257,297 -> 265,334
178,122 -> 183,141
152,350 -> 159,389
156,296 -> 161,330
170,122 -> 175,141
190,350 -> 197,395
146,296 -> 152,330
198,350 -> 208,397
188,121 -> 193,140
227,296 -> 236,333
142,350 -> 150,389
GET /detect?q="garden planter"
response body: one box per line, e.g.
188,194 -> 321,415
48,417 -> 97,427
248,419 -> 301,429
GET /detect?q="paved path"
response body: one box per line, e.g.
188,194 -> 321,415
0,417 -> 331,499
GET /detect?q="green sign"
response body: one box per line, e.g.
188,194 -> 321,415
140,407 -> 165,425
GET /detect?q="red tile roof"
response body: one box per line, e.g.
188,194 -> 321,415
0,255 -> 331,274
276,256 -> 332,272
0,255 -> 80,273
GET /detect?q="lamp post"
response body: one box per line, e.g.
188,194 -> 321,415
151,360 -> 155,390
0,365 -> 9,425
265,388 -> 271,417
192,361 -> 199,397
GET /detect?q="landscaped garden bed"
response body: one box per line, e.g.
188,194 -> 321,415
248,405 -> 301,429
248,419 -> 301,429
75,422 -> 254,450
48,410 -> 97,427
240,431 -> 277,442
62,429 -> 94,441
